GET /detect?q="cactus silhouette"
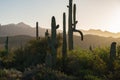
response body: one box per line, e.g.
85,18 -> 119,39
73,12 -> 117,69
62,13 -> 67,71
44,30 -> 52,68
45,29 -> 49,37
110,42 -> 117,60
68,0 -> 73,50
5,36 -> 8,54
89,45 -> 93,52
67,0 -> 83,50
36,22 -> 39,40
51,16 -> 59,68
46,16 -> 59,68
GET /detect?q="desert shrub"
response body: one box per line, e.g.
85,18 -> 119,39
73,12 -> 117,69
84,75 -> 103,80
0,49 -> 15,69
22,64 -> 77,80
105,60 -> 120,80
65,48 -> 107,80
0,69 -> 22,80
13,38 -> 48,71
13,35 -> 62,71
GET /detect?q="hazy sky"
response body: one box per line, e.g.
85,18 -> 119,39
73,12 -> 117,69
1,0 -> 120,32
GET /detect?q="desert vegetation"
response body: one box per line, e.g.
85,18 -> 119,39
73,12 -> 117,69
0,37 -> 120,80
0,0 -> 120,80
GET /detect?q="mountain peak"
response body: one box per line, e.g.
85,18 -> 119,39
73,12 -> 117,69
17,22 -> 27,26
18,22 -> 25,25
16,22 -> 31,28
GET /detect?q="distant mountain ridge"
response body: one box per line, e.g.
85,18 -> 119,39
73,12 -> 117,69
81,29 -> 120,38
0,22 -> 46,37
1,22 -> 120,38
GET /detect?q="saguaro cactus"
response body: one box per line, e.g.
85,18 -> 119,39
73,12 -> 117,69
72,4 -> 83,40
68,0 -> 73,50
46,16 -> 59,68
62,13 -> 67,58
110,42 -> 117,60
73,4 -> 77,30
62,12 -> 67,71
45,30 -> 52,68
5,36 -> 8,53
45,19 -> 59,68
36,22 -> 39,40
67,0 -> 83,50
45,29 -> 49,37
51,16 -> 59,68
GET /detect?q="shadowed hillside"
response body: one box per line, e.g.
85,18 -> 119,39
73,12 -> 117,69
0,35 -> 34,49
0,34 -> 120,50
73,34 -> 120,49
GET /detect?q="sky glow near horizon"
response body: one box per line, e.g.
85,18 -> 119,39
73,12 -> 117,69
0,0 -> 120,33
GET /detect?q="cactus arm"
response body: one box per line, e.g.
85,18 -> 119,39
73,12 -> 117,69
56,25 -> 59,29
73,4 -> 78,29
73,29 -> 83,41
73,4 -> 83,41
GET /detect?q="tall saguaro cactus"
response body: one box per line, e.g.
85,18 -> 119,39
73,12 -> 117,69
62,12 -> 67,71
51,16 -> 59,68
68,0 -> 73,50
36,22 -> 39,40
67,0 -> 83,50
45,17 -> 59,68
62,13 -> 67,58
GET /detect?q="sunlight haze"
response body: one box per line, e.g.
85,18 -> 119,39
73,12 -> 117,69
0,0 -> 120,33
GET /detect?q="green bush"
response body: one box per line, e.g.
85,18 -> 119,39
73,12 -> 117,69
13,38 -> 48,71
65,48 -> 107,79
0,69 -> 22,80
84,75 -> 103,80
22,64 -> 76,80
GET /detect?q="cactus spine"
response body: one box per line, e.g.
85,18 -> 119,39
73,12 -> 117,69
36,22 -> 39,40
67,0 -> 83,50
62,12 -> 67,71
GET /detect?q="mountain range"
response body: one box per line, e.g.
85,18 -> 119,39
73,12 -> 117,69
0,22 -> 120,50
1,22 -> 120,38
